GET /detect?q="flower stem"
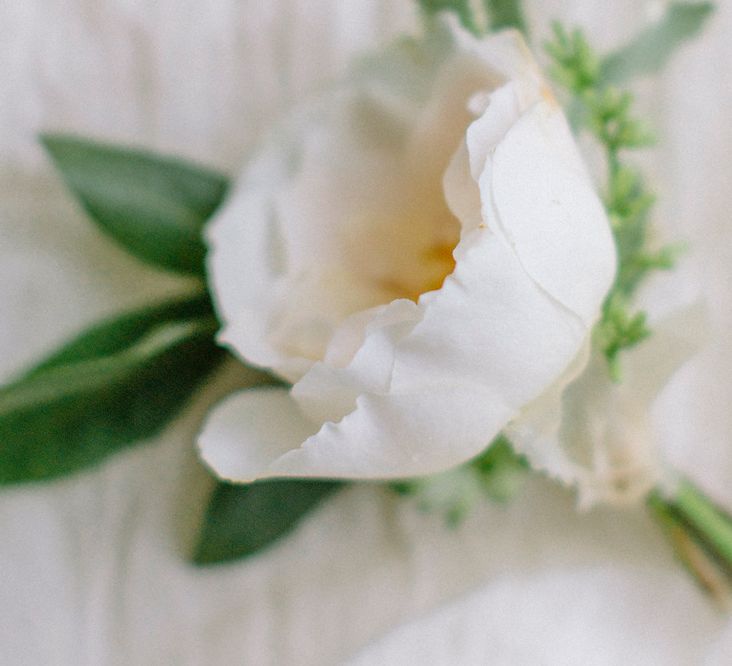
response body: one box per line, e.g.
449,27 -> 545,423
648,480 -> 732,609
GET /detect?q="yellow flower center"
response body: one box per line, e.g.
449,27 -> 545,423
378,239 -> 457,303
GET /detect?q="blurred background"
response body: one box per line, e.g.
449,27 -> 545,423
1,1 -> 731,663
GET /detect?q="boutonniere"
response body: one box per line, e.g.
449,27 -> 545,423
4,0 -> 729,605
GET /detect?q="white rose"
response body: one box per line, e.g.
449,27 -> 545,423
198,19 -> 616,483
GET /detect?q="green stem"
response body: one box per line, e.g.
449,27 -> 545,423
648,480 -> 732,608
607,146 -> 621,180
673,481 -> 732,566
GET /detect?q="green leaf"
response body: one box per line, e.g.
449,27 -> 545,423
193,479 -> 343,565
30,294 -> 215,372
600,2 -> 715,84
484,0 -> 528,34
417,0 -> 478,34
0,295 -> 226,484
41,134 -> 229,276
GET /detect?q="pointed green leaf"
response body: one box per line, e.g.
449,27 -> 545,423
484,0 -> 528,34
41,134 -> 229,276
600,2 -> 715,84
0,295 -> 226,484
417,0 -> 478,34
193,479 -> 343,565
30,294 -> 215,372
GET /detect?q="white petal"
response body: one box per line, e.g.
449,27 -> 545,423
486,100 -> 616,325
446,23 -> 543,98
404,41 -> 502,188
392,229 -> 585,408
198,387 -> 318,482
207,144 -> 313,382
293,299 -> 420,424
346,565 -> 719,666
465,82 -> 521,180
506,339 -> 594,487
509,305 -> 708,507
238,383 -> 509,481
199,380 -> 507,483
443,139 -> 483,232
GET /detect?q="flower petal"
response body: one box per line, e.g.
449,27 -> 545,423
200,379 -> 510,483
279,383 -> 511,479
223,384 -> 510,481
465,83 -> 521,181
346,565 -> 718,665
506,340 -> 594,488
508,304 -> 708,507
293,299 -> 420,425
392,229 -> 585,408
198,387 -> 318,482
486,100 -> 616,325
206,142 -> 315,382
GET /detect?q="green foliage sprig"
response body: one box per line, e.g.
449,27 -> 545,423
418,0 -> 526,35
393,436 -> 529,526
548,13 -> 732,606
547,23 -> 679,380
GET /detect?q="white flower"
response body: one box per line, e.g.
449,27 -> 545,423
198,19 -> 616,483
509,304 -> 706,507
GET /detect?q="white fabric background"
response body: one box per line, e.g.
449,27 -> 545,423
1,1 -> 731,664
